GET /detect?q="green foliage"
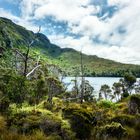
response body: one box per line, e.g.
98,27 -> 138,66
111,114 -> 135,127
0,116 -> 6,133
128,94 -> 140,114
0,93 -> 10,111
0,94 -> 140,140
99,84 -> 112,100
40,118 -> 61,135
82,80 -> 94,102
129,94 -> 140,106
124,73 -> 136,87
98,100 -> 116,109
0,130 -> 47,140
47,134 -> 62,140
30,130 -> 47,140
97,122 -> 127,139
63,106 -> 95,139
0,70 -> 28,104
112,82 -> 122,101
1,17 -> 140,140
5,103 -> 76,139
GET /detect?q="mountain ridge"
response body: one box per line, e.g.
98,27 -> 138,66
0,17 -> 140,77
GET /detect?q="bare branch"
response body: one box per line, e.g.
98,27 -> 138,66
26,65 -> 41,77
29,40 -> 34,47
12,49 -> 25,60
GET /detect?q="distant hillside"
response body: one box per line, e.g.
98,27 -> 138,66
0,17 -> 140,77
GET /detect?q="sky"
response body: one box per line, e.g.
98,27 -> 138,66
0,0 -> 140,64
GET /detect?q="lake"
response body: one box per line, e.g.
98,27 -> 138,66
62,77 -> 140,97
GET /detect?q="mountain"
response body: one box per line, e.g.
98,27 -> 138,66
0,17 -> 140,77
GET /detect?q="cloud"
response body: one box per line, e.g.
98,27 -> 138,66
20,0 -> 98,24
49,34 -> 140,64
70,0 -> 140,45
35,1 -> 97,23
19,0 -> 140,64
70,15 -> 105,36
48,34 -> 93,51
108,0 -> 131,7
0,8 -> 41,32
67,0 -> 140,64
0,0 -> 140,64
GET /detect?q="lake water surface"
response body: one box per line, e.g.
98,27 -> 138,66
63,77 -> 120,92
62,77 -> 140,97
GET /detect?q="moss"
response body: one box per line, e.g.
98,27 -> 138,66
97,122 -> 127,139
6,104 -> 76,139
116,102 -> 128,110
111,114 -> 135,127
63,107 -> 94,124
52,97 -> 64,111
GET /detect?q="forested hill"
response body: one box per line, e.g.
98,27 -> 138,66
0,17 -> 140,77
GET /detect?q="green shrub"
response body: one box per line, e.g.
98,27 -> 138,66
61,120 -> 75,140
7,111 -> 42,134
47,134 -> 61,140
128,94 -> 140,114
0,116 -> 6,132
30,130 -> 47,140
122,92 -> 129,98
0,96 -> 10,112
115,102 -> 128,113
63,107 -> 95,139
97,122 -> 127,139
130,94 -> 140,105
0,133 -> 27,140
111,114 -> 135,127
40,119 -> 61,135
98,100 -> 116,109
6,107 -> 74,139
0,131 -> 47,140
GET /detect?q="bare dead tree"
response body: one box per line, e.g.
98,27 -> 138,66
12,26 -> 41,77
80,50 -> 85,104
23,40 -> 34,76
26,55 -> 41,77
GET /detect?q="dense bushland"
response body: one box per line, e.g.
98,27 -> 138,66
0,17 -> 140,140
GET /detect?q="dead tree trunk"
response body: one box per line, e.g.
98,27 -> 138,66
80,51 -> 84,104
23,44 -> 30,76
